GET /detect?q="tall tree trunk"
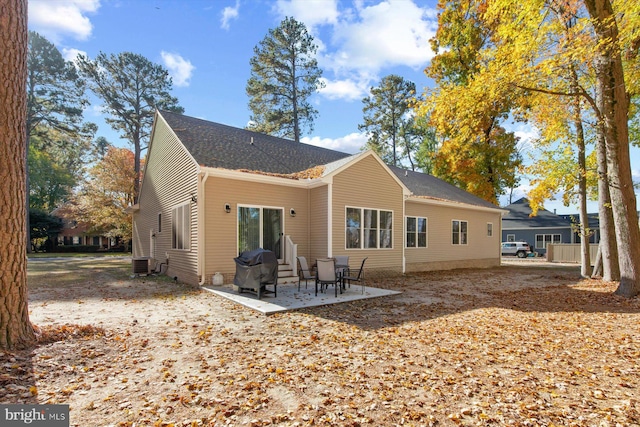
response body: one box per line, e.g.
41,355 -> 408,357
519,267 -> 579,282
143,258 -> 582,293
571,90 -> 591,277
26,158 -> 31,253
570,67 -> 591,278
594,122 -> 619,281
292,62 -> 300,142
0,0 -> 36,349
584,0 -> 640,297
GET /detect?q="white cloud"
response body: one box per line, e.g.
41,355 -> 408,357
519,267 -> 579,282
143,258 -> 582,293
273,1 -> 437,102
513,125 -> 540,150
62,47 -> 87,63
29,0 -> 100,43
324,0 -> 437,75
274,0 -> 436,77
274,0 -> 339,29
160,51 -> 195,87
221,0 -> 240,30
319,77 -> 370,101
85,104 -> 105,117
513,125 -> 540,158
302,132 -> 366,154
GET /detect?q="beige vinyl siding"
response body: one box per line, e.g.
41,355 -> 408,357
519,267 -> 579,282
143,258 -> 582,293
132,116 -> 199,284
331,155 -> 404,273
404,200 -> 501,272
202,176 -> 309,283
309,185 -> 328,264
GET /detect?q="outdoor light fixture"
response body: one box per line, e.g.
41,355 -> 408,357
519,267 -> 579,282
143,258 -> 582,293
290,208 -> 296,217
224,203 -> 231,213
190,193 -> 197,203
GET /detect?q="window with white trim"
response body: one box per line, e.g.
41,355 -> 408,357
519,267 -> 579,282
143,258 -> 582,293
535,234 -> 561,249
487,222 -> 493,237
172,203 -> 191,250
406,216 -> 428,248
346,207 -> 393,249
452,220 -> 468,245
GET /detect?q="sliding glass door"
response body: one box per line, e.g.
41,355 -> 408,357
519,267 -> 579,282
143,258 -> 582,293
238,206 -> 283,259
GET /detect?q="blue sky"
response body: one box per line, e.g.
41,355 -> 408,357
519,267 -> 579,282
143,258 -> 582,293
28,0 -> 639,214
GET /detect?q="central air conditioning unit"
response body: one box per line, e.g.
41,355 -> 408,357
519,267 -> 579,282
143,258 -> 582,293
132,257 -> 150,275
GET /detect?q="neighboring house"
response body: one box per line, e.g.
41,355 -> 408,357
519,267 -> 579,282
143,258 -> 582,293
52,205 -> 111,250
558,213 -> 601,244
501,197 -> 573,255
130,111 -> 506,286
57,222 -> 109,247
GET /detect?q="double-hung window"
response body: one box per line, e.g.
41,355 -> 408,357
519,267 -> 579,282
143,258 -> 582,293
346,207 -> 393,249
172,203 -> 190,250
406,216 -> 428,248
452,220 -> 468,245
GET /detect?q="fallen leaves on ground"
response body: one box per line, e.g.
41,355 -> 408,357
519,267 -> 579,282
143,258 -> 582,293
3,262 -> 639,426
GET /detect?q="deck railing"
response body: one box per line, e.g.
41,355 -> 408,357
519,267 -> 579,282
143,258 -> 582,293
284,235 -> 298,277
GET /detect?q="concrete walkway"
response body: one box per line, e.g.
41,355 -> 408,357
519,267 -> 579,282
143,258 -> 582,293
202,282 -> 401,314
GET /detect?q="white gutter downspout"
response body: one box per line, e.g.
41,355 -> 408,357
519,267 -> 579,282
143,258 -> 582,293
307,181 -> 311,260
198,171 -> 210,285
327,179 -> 333,258
402,194 -> 407,274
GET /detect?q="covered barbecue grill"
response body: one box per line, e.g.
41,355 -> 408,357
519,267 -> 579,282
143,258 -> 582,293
233,248 -> 278,299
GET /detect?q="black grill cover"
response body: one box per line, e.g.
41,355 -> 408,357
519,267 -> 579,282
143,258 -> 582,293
233,248 -> 278,289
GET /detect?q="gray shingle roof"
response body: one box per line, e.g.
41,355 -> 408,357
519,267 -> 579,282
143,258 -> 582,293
159,110 -> 350,173
389,166 -> 499,209
502,197 -> 572,228
159,111 -> 501,210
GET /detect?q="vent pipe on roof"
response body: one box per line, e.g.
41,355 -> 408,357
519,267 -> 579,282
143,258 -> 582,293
250,136 -> 254,145
405,170 -> 408,177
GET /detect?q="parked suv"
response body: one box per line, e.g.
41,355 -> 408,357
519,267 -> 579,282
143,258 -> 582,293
501,241 -> 531,258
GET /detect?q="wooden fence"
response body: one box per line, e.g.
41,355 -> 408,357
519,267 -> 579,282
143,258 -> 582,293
546,243 -> 599,264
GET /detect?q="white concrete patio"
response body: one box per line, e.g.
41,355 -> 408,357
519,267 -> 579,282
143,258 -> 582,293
201,282 -> 401,314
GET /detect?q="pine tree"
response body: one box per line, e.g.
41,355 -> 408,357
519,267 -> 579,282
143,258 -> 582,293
359,75 -> 424,169
246,17 -> 324,142
0,0 -> 36,349
26,31 -> 95,250
77,52 -> 183,202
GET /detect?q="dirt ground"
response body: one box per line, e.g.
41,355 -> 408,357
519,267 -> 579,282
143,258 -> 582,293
2,257 -> 639,426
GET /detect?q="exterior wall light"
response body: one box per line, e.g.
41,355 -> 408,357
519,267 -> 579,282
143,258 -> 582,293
224,203 -> 231,213
290,208 -> 296,217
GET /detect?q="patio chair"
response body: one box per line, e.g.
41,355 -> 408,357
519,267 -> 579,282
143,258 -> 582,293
343,257 -> 367,294
316,258 -> 342,297
334,255 -> 349,287
297,256 -> 316,291
334,255 -> 349,270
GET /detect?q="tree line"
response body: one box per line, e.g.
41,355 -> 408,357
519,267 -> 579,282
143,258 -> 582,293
26,31 -> 182,252
418,0 -> 640,297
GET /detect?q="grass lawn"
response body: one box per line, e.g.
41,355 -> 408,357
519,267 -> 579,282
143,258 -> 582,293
27,256 -> 132,288
28,252 -> 131,259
